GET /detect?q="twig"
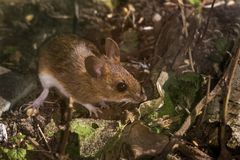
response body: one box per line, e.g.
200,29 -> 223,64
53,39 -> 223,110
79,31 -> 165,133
200,75 -> 211,124
188,48 -> 195,72
73,0 -> 79,34
177,142 -> 213,160
178,0 -> 197,72
203,1 -> 226,8
37,124 -> 52,152
59,97 -> 74,159
219,36 -> 240,159
122,9 -> 131,28
47,14 -> 72,19
171,33 -> 195,70
178,0 -> 188,37
197,0 -> 216,43
131,11 -> 137,28
27,137 -> 55,160
153,12 -> 178,57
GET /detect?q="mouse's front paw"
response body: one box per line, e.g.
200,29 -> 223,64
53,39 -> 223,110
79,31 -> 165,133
89,107 -> 102,118
82,104 -> 102,118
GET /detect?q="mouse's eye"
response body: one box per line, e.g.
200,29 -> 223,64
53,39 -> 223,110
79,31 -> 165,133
116,82 -> 128,92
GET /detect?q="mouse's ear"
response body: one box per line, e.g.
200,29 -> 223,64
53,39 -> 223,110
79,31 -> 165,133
105,38 -> 120,63
85,56 -> 103,78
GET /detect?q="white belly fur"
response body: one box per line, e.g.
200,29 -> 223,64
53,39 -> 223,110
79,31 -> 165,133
38,72 -> 101,116
39,73 -> 70,97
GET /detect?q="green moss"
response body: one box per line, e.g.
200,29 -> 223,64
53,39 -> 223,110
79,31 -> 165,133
188,0 -> 200,7
163,72 -> 202,109
26,143 -> 34,151
70,120 -> 95,140
44,119 -> 58,138
94,0 -> 119,10
215,38 -> 231,55
159,93 -> 176,116
95,128 -> 123,158
209,38 -> 231,63
3,46 -> 17,55
11,133 -> 25,145
68,119 -> 119,158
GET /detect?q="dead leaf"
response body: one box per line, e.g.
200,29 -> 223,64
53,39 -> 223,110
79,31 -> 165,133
139,71 -> 169,117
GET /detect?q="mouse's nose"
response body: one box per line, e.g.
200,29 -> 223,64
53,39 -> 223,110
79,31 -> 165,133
134,87 -> 147,103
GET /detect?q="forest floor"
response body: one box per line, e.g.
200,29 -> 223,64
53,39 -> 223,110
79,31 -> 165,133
0,0 -> 240,159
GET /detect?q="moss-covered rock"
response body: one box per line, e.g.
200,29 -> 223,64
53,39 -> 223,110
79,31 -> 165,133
69,118 -> 119,158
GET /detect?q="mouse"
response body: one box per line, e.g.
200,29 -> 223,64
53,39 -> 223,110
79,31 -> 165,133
30,34 -> 147,117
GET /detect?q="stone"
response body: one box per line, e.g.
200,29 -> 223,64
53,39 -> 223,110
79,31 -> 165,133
0,66 -> 10,75
0,66 -> 37,116
69,118 -> 119,157
0,123 -> 7,142
0,96 -> 11,116
100,121 -> 169,160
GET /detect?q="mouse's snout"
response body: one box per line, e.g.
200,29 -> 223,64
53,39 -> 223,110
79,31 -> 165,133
133,87 -> 147,103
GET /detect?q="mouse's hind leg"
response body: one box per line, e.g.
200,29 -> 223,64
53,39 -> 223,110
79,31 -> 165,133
32,88 -> 49,109
30,73 -> 52,109
26,88 -> 49,116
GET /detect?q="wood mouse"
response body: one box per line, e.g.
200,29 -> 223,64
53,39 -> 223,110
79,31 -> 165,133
30,34 -> 147,117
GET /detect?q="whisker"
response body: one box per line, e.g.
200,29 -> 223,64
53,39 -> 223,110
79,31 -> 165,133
120,101 -> 129,107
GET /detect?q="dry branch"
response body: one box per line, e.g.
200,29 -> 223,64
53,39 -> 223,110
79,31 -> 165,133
177,142 -> 213,160
58,97 -> 74,160
197,0 -> 216,43
37,124 -> 52,152
219,35 -> 240,159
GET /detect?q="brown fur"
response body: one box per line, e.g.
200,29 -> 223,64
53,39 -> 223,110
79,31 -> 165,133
38,34 -> 145,104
